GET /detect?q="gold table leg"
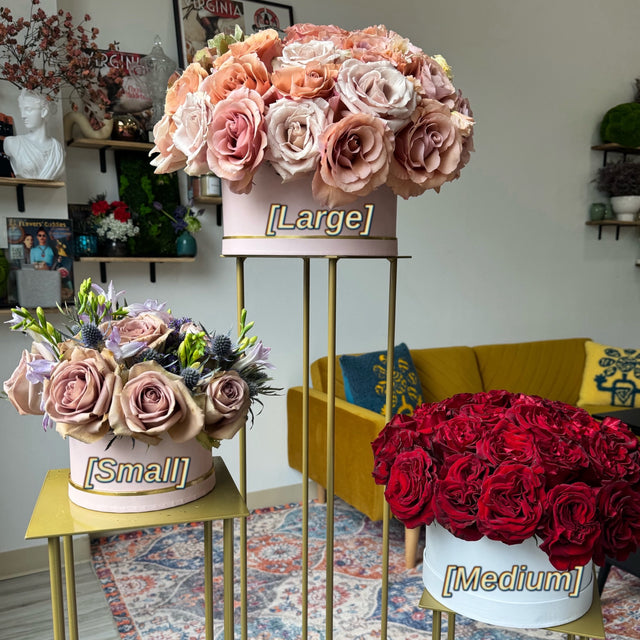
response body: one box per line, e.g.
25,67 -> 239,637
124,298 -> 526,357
432,610 -> 442,640
301,257 -> 310,640
447,612 -> 456,640
62,535 -> 79,640
204,521 -> 214,640
224,518 -> 235,640
48,536 -> 66,640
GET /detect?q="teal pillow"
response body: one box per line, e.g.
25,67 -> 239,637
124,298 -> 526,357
339,343 -> 423,416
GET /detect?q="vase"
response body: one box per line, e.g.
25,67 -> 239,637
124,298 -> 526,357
221,164 -> 398,257
100,238 -> 128,257
610,195 -> 640,221
176,230 -> 197,257
68,433 -> 216,513
74,233 -> 98,257
422,522 -> 593,628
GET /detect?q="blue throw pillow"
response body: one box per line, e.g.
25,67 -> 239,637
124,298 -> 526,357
339,343 -> 423,416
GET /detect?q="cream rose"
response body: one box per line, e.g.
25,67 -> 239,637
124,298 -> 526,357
150,114 -> 187,174
265,98 -> 330,181
313,112 -> 394,207
172,92 -> 214,176
336,58 -> 418,132
274,40 -> 343,68
204,370 -> 251,440
104,312 -> 171,350
3,349 -> 45,416
43,348 -> 117,443
109,361 -> 203,445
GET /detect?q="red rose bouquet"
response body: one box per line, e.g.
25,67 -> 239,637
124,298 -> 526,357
372,390 -> 640,571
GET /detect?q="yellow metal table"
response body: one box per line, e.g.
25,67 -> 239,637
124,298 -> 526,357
419,582 -> 605,640
25,456 -> 248,640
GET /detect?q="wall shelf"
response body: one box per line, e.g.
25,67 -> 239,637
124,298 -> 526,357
193,195 -> 223,225
591,143 -> 640,166
78,256 -> 195,283
0,176 -> 65,212
66,137 -> 155,172
585,219 -> 640,240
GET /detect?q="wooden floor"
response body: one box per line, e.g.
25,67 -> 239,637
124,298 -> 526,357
0,561 -> 119,640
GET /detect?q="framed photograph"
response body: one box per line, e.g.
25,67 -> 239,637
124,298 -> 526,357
172,0 -> 294,67
6,218 -> 75,308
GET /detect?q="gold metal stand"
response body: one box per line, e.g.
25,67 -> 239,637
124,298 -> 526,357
26,459 -> 248,640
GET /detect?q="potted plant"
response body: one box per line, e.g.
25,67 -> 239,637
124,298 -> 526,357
596,160 -> 640,221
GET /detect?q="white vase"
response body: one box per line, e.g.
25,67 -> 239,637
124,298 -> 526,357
610,195 -> 640,221
422,522 -> 593,628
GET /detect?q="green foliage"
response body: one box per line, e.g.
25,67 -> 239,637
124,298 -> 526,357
600,103 -> 640,148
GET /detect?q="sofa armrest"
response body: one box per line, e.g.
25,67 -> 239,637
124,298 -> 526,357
287,386 -> 387,521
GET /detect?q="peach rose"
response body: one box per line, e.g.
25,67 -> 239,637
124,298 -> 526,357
388,99 -> 462,198
284,23 -> 349,47
164,63 -> 209,115
150,113 -> 187,174
104,312 -> 171,350
265,97 -> 330,181
313,112 -> 394,207
336,58 -> 418,132
43,348 -> 117,444
215,29 -> 282,72
202,53 -> 271,103
109,361 -> 203,445
204,370 -> 251,440
271,63 -> 338,101
3,349 -> 45,416
172,92 -> 214,176
206,87 -> 267,194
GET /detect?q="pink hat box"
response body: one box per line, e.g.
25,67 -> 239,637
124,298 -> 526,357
422,522 -> 593,628
68,434 -> 216,513
221,164 -> 398,257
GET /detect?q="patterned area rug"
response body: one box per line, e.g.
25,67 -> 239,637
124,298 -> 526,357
90,498 -> 640,640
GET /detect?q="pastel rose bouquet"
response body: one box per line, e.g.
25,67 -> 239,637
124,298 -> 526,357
150,24 -> 474,207
4,278 -> 276,448
372,390 -> 640,571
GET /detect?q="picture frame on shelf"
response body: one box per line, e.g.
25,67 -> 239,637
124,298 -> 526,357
172,0 -> 294,67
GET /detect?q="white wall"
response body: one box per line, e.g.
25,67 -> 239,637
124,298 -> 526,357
2,0 -> 640,554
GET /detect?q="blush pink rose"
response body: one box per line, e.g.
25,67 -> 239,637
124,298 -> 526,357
284,23 -> 349,47
204,370 -> 251,440
3,349 -> 45,415
150,113 -> 187,174
43,348 -> 117,443
206,87 -> 267,194
275,40 -> 343,68
104,312 -> 171,350
109,361 -> 203,445
171,92 -> 215,176
389,99 -> 462,198
312,112 -> 393,207
336,58 -> 418,132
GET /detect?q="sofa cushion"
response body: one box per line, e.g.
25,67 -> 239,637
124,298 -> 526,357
339,343 -> 423,416
473,338 -> 589,405
578,341 -> 640,409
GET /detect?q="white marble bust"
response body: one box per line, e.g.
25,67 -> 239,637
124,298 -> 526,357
4,90 -> 65,181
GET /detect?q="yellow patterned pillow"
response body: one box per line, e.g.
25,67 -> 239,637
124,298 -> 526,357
578,341 -> 640,408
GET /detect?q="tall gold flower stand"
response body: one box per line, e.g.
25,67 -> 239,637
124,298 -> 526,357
25,457 -> 248,640
418,582 -> 605,640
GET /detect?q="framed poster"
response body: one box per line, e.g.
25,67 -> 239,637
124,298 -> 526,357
172,0 -> 294,67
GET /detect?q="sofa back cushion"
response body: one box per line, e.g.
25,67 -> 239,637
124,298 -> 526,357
311,356 -> 348,399
410,346 -> 484,402
473,338 -> 589,405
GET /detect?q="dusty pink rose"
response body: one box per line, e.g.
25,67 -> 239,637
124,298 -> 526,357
313,112 -> 394,207
206,87 -> 267,194
171,92 -> 215,176
204,370 -> 251,440
265,97 -> 330,181
449,92 -> 475,181
414,55 -> 456,108
336,58 -> 418,132
3,349 -> 45,416
43,348 -> 117,443
104,312 -> 171,350
284,23 -> 348,47
203,53 -> 271,104
109,361 -> 203,445
388,99 -> 462,198
150,113 -> 187,174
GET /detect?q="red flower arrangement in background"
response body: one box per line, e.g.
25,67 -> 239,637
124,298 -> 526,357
372,390 -> 640,571
91,198 -> 130,223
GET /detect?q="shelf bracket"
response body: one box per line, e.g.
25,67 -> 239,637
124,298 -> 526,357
15,184 -> 25,212
99,262 -> 107,283
149,262 -> 157,283
99,147 -> 108,173
217,203 -> 222,227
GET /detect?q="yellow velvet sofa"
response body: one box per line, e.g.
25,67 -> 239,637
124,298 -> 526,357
286,337 -> 620,567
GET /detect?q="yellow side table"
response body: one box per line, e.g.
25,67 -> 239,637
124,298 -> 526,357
25,456 -> 249,640
418,583 -> 605,640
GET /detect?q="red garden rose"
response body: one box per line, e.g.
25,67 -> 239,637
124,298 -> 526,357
538,483 -> 600,571
475,418 -> 538,467
384,448 -> 436,529
372,426 -> 422,485
596,480 -> 640,563
434,453 -> 487,541
431,414 -> 483,457
533,433 -> 590,488
477,462 -> 546,544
